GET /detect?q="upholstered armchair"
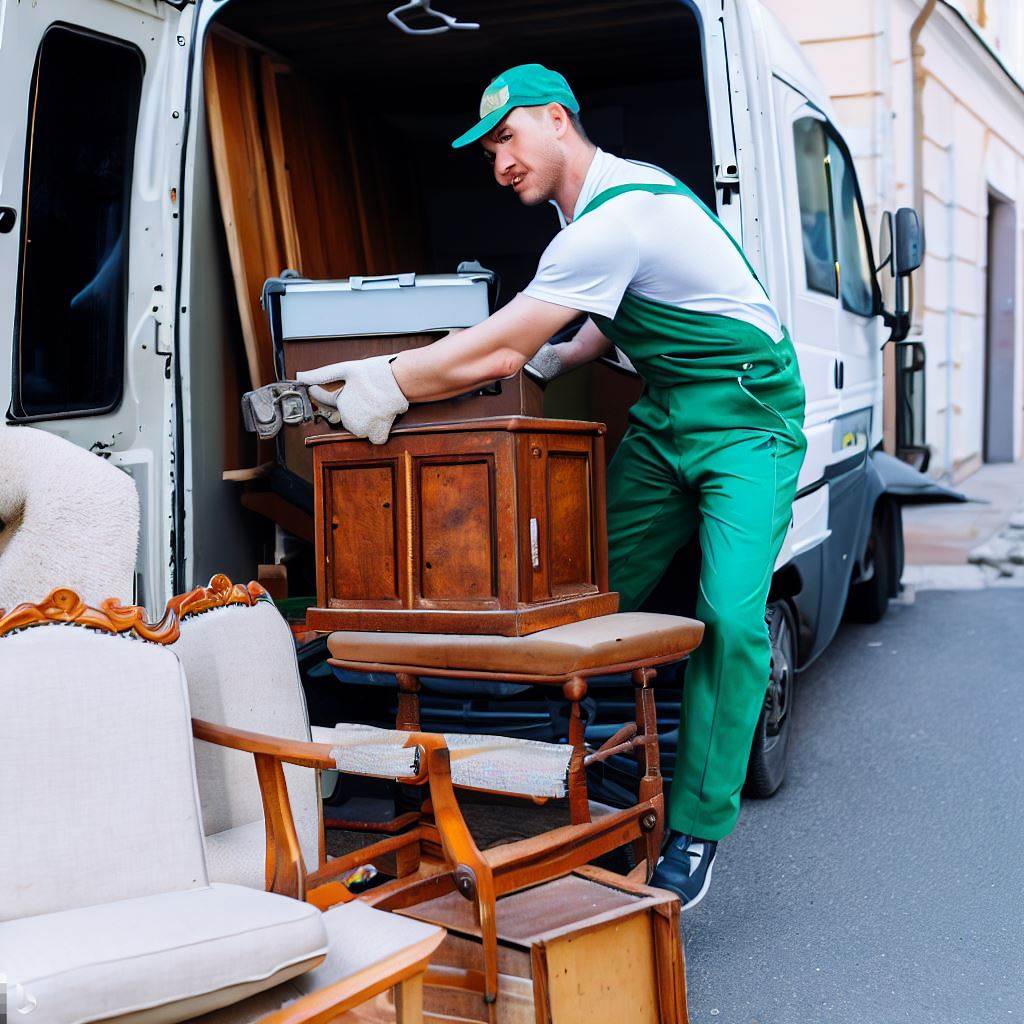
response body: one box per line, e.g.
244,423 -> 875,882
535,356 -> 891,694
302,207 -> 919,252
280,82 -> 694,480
0,591 -> 443,1024
0,425 -> 140,610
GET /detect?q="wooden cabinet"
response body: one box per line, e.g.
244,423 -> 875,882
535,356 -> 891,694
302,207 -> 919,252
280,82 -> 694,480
394,868 -> 688,1024
306,417 -> 618,636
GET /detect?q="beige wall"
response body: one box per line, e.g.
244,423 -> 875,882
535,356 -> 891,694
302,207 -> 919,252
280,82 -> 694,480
761,0 -> 1024,476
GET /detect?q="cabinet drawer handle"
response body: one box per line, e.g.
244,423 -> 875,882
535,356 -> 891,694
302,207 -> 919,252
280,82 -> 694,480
530,517 -> 540,570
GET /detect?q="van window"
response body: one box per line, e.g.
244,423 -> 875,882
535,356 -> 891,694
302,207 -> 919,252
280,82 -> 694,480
792,117 -> 837,297
826,136 -> 876,317
12,26 -> 143,420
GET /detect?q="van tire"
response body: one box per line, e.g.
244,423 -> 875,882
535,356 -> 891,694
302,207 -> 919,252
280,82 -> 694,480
744,602 -> 796,799
845,500 -> 898,624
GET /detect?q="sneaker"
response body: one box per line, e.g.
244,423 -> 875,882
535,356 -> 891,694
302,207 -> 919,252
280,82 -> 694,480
649,831 -> 718,909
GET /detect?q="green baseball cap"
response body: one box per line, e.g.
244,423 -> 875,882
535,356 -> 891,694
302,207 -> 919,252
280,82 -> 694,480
451,63 -> 579,149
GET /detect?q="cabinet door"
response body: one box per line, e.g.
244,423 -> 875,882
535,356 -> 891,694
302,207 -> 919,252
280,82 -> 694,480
520,434 -> 600,603
405,430 -> 517,611
323,457 -> 405,608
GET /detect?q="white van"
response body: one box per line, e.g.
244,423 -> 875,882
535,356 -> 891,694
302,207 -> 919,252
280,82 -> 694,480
0,0 -> 951,793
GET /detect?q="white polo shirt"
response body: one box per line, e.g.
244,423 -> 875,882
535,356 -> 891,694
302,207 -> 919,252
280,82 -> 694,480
522,148 -> 784,342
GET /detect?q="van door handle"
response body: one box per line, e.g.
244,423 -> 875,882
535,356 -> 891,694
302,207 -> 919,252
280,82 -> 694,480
0,208 -> 16,233
834,359 -> 845,389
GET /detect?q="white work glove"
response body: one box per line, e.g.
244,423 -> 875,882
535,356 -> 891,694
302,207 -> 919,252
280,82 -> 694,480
296,354 -> 409,445
525,342 -> 566,383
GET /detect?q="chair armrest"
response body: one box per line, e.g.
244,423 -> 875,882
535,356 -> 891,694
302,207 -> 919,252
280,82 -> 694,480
194,718 -> 448,784
257,928 -> 446,1024
192,718 -> 338,769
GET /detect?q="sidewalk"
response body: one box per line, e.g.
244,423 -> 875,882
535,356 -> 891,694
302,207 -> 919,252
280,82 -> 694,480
902,459 -> 1024,589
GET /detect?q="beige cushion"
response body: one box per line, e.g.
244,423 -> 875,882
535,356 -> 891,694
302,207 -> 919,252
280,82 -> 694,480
0,883 -> 328,1024
0,626 -> 208,921
312,723 -> 572,799
172,602 -> 321,881
328,611 -> 705,678
184,901 -> 444,1024
0,424 -> 139,610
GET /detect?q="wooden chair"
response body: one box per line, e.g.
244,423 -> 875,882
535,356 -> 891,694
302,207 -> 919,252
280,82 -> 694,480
0,590 -> 443,1024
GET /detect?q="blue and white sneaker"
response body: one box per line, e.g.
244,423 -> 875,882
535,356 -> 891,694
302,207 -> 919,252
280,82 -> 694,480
649,831 -> 718,909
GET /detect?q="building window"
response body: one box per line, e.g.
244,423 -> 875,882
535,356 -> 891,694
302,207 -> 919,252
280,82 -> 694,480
792,117 -> 837,297
12,25 -> 143,420
826,136 -> 877,318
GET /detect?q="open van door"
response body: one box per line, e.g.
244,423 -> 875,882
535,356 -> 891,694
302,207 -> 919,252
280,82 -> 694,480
0,0 -> 194,612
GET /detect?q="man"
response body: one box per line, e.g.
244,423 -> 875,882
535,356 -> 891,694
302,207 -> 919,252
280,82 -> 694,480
299,64 -> 807,909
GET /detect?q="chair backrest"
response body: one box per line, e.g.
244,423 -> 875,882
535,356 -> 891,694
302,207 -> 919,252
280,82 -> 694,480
170,590 -> 321,877
0,425 -> 140,610
0,621 -> 208,921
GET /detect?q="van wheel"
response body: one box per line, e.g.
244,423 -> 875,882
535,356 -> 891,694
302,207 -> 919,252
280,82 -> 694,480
845,500 -> 897,624
744,602 -> 796,799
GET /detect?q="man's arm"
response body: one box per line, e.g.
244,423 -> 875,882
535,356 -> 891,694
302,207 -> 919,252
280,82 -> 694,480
388,293 -> 584,402
527,317 -> 613,382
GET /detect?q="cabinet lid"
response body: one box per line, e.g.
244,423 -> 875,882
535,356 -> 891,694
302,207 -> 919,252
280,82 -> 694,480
305,415 -> 606,446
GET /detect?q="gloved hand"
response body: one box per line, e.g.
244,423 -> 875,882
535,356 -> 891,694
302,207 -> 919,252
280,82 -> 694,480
296,354 -> 409,445
525,342 -> 566,383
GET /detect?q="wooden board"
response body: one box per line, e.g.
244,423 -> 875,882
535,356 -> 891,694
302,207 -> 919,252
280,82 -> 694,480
204,30 -> 283,390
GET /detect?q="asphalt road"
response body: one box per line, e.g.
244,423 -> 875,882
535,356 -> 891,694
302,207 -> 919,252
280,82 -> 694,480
679,587 -> 1024,1023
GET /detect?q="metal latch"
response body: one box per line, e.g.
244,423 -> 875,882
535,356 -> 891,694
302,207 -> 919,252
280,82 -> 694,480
715,164 -> 740,205
241,381 -> 315,440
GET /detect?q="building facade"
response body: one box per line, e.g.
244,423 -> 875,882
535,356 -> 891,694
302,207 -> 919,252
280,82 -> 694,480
762,0 -> 1024,479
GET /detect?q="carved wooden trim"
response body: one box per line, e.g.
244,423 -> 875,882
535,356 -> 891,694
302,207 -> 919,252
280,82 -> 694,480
166,573 -> 269,621
0,588 -> 180,643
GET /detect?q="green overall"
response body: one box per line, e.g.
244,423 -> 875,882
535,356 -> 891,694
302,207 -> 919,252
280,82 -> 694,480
579,181 -> 808,841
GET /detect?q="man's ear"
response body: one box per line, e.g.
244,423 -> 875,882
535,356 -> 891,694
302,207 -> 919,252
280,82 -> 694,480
548,102 -> 570,140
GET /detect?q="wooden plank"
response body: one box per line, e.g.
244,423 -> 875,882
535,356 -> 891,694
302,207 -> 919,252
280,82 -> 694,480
204,30 -> 282,389
259,55 -> 303,272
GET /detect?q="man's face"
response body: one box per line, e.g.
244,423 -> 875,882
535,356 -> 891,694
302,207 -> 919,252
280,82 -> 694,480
480,105 -> 566,207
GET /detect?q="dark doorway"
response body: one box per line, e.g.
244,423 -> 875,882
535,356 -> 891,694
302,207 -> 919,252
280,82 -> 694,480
983,192 -> 1017,463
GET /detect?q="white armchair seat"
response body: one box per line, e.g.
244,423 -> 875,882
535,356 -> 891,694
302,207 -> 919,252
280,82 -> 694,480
186,901 -> 443,1024
0,884 -> 328,1024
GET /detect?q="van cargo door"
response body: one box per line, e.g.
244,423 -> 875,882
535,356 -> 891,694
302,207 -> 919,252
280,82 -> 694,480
0,0 -> 193,612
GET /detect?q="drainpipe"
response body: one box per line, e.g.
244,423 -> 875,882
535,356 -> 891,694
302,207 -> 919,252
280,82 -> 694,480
943,141 -> 956,480
910,0 -> 939,328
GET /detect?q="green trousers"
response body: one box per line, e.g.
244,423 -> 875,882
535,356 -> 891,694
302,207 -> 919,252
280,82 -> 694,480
606,384 -> 807,841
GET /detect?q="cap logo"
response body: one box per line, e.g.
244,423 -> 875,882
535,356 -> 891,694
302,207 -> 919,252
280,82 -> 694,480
479,84 -> 510,118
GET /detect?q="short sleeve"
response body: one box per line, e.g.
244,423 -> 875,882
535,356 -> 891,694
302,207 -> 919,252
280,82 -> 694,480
522,210 -> 640,319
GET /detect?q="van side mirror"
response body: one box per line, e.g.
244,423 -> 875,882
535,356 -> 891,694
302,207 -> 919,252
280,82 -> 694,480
894,207 -> 923,275
877,208 -> 922,343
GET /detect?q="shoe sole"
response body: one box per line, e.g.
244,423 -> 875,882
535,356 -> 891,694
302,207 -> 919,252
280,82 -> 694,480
679,857 -> 715,912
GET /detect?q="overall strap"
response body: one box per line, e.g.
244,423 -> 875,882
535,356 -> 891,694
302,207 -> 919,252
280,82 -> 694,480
575,180 -> 770,300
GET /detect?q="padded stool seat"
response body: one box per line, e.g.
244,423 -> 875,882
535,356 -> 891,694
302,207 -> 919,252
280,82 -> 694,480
327,612 -> 704,681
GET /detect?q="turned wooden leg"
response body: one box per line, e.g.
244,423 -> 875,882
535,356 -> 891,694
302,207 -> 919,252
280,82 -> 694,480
632,666 -> 664,879
394,972 -> 423,1023
395,672 -> 422,731
563,676 -> 591,825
